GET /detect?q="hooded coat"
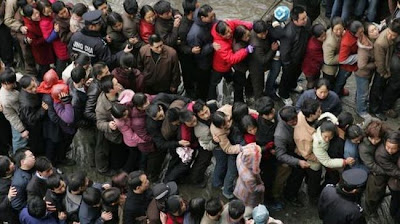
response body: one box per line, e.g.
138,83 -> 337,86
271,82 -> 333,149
233,144 -> 264,208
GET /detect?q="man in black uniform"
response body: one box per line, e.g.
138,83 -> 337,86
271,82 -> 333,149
68,10 -> 131,69
318,168 -> 368,224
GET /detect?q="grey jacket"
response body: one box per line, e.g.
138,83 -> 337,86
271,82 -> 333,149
0,87 -> 25,132
274,112 -> 300,167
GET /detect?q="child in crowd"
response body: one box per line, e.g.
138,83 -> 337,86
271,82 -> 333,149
241,114 -> 258,144
70,3 -> 88,33
139,5 -> 156,43
302,24 -> 327,89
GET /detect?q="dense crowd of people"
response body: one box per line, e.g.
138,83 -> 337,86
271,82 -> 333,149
1,0 -> 400,223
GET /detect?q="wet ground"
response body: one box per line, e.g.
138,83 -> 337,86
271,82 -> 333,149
62,0 -> 400,223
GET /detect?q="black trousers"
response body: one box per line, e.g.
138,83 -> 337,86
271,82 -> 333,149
233,70 -> 247,102
390,189 -> 400,223
369,73 -> 387,114
188,148 -> 213,184
381,73 -> 400,111
179,54 -> 196,97
208,70 -> 233,100
284,165 -> 322,199
164,151 -> 190,183
0,113 -> 12,155
195,67 -> 211,101
260,157 -> 278,201
0,23 -> 14,67
278,63 -> 302,99
146,150 -> 167,182
123,147 -> 141,173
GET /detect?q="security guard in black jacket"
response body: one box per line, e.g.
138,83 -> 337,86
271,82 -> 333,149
68,10 -> 131,69
318,168 -> 368,224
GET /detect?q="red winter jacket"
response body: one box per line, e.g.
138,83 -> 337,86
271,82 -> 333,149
211,20 -> 252,73
39,15 -> 69,60
23,17 -> 55,65
302,36 -> 324,77
339,31 -> 358,72
180,102 -> 199,149
139,19 -> 155,44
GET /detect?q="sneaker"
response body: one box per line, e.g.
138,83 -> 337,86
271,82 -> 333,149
222,191 -> 235,200
358,113 -> 372,120
276,91 -> 293,106
56,168 -> 63,175
268,200 -> 284,211
292,85 -> 304,93
385,109 -> 398,118
374,113 -> 387,121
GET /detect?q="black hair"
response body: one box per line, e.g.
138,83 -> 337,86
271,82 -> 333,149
233,25 -> 249,42
149,34 -> 162,46
0,156 -> 12,178
91,62 -> 108,79
127,170 -> 144,190
0,70 -> 16,84
132,93 -> 147,107
319,120 -> 337,135
100,75 -> 115,93
385,131 -> 400,145
101,187 -> 121,206
290,5 -> 306,21
279,106 -> 297,122
241,115 -> 257,133
390,18 -> 400,34
330,16 -> 344,29
119,53 -> 136,69
255,96 -> 274,115
182,0 -> 197,16
346,125 -> 364,140
71,66 -> 86,84
83,187 -> 102,206
211,111 -> 227,129
253,19 -> 268,33
153,0 -> 171,15
205,197 -> 223,216
216,21 -> 228,35
72,3 -> 88,17
146,103 -> 161,119
13,147 -> 30,167
92,0 -> 107,9
67,171 -> 87,192
51,1 -> 65,14
312,24 -> 326,38
349,20 -> 363,35
111,103 -> 127,119
232,102 -> 248,125
74,53 -> 91,66
27,196 -> 46,218
188,197 -> 205,223
166,107 -> 181,123
107,12 -> 123,27
179,109 -> 195,123
193,100 -> 206,115
19,75 -> 34,89
301,98 -> 321,118
337,112 -> 354,129
198,4 -> 213,19
46,174 -> 62,190
123,0 -> 138,15
140,5 -> 154,19
17,0 -> 31,8
36,0 -> 51,15
34,156 -> 52,172
22,4 -> 34,17
228,199 -> 245,220
315,78 -> 330,90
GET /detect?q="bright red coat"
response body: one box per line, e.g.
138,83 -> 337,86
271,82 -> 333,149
39,15 -> 69,61
302,36 -> 324,77
23,17 -> 55,65
339,31 -> 358,72
211,20 -> 252,73
139,19 -> 155,44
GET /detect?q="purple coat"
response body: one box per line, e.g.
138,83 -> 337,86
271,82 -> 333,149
53,102 -> 76,135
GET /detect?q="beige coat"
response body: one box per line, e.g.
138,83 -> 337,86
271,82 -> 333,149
95,92 -> 122,144
374,28 -> 394,78
294,112 -> 321,171
356,38 -> 376,78
4,0 -> 22,32
0,87 -> 25,132
210,104 -> 241,155
322,28 -> 341,76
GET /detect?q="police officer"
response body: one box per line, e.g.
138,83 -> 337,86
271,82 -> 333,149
318,168 -> 368,224
68,10 -> 131,69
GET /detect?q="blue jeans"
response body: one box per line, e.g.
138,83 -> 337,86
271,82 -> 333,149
333,68 -> 351,95
11,127 -> 28,153
265,59 -> 282,96
355,75 -> 370,115
366,0 -> 379,22
212,148 -> 238,195
331,0 -> 367,22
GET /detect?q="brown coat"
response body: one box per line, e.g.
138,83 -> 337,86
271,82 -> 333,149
137,44 -> 181,94
375,143 -> 400,190
388,157 -> 400,191
95,92 -> 122,144
322,28 -> 341,76
374,28 -> 394,78
355,38 -> 376,78
210,104 -> 242,155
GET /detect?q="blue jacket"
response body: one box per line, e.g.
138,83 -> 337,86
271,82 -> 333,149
78,201 -> 102,224
19,208 -> 65,224
11,168 -> 33,211
295,89 -> 342,116
187,8 -> 214,70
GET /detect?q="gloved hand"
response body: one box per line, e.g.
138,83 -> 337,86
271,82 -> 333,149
60,95 -> 72,104
246,45 -> 254,53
